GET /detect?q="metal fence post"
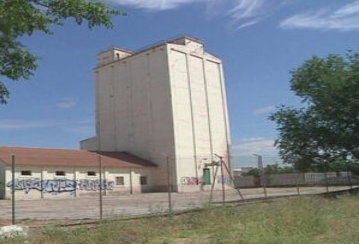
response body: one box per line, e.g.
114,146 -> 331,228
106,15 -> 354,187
166,156 -> 172,213
73,168 -> 77,197
220,157 -> 226,205
324,167 -> 329,194
296,171 -> 300,196
40,166 -> 44,199
129,168 -> 133,195
253,154 -> 267,198
11,155 -> 15,225
103,167 -> 107,196
259,156 -> 267,198
346,161 -> 353,190
209,164 -> 219,206
99,155 -> 103,220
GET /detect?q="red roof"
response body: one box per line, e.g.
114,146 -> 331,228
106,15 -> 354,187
0,147 -> 157,168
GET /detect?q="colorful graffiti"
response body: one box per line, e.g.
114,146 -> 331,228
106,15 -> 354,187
6,179 -> 114,194
181,177 -> 199,185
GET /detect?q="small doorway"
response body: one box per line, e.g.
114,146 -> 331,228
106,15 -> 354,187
202,168 -> 211,185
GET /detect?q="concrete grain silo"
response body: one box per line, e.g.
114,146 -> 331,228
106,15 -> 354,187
81,36 -> 231,192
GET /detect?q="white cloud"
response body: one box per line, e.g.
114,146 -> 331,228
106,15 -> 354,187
227,0 -> 286,30
228,0 -> 264,20
56,98 -> 76,109
253,105 -> 275,115
235,20 -> 260,30
232,138 -> 277,156
106,0 -> 282,29
280,1 -> 359,31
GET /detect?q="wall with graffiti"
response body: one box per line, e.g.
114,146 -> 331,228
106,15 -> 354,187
181,177 -> 200,185
6,179 -> 114,195
0,166 -> 153,199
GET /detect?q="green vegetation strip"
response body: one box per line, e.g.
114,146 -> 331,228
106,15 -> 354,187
1,195 -> 358,244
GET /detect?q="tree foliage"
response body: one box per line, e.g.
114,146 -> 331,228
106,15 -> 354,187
0,0 -> 125,103
270,52 -> 359,169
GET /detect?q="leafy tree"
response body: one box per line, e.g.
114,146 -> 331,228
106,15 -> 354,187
326,159 -> 359,174
270,52 -> 359,170
0,0 -> 125,103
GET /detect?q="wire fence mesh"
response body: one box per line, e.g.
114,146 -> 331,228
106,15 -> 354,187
0,154 -> 358,225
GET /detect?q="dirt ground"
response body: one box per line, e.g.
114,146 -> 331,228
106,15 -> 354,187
0,186 -> 355,226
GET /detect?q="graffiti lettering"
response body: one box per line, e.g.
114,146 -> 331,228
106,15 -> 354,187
44,179 -> 76,194
181,177 -> 199,185
6,179 -> 114,194
7,178 -> 42,194
77,179 -> 114,191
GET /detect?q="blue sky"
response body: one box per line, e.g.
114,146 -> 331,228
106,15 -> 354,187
0,0 -> 358,166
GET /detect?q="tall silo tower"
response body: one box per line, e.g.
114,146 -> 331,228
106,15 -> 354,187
81,36 -> 231,192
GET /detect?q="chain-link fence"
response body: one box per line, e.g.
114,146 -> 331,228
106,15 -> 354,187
232,156 -> 359,199
0,154 -> 358,225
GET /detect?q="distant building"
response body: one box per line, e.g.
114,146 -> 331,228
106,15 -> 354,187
0,36 -> 232,199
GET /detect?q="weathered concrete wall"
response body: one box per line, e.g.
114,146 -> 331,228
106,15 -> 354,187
93,45 -> 177,188
234,172 -> 359,188
2,165 -> 155,200
266,173 -> 304,186
167,38 -> 231,191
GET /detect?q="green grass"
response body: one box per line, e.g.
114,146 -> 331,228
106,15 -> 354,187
2,195 -> 359,244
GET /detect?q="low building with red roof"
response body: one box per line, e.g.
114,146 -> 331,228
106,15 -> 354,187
0,147 -> 157,199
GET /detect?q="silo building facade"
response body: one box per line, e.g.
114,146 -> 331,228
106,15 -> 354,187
81,36 -> 232,192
